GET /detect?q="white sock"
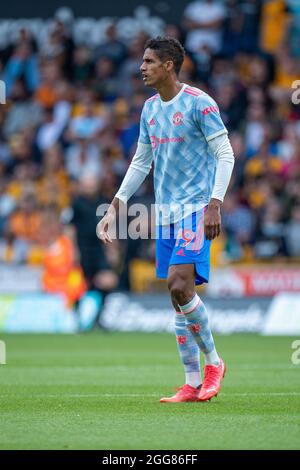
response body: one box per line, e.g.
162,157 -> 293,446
175,311 -> 202,387
180,294 -> 220,366
204,351 -> 220,366
186,371 -> 202,388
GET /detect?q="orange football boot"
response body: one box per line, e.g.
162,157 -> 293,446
160,384 -> 200,403
198,358 -> 226,402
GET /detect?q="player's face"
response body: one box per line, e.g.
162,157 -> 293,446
140,48 -> 169,88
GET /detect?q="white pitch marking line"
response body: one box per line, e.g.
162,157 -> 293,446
100,392 -> 300,397
1,392 -> 300,398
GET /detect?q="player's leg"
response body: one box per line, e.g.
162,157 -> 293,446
167,210 -> 226,401
160,296 -> 202,403
156,224 -> 201,402
172,297 -> 202,390
169,263 -> 219,363
168,264 -> 226,401
168,210 -> 220,363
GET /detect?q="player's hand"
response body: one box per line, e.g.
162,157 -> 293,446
205,199 -> 221,240
96,211 -> 115,244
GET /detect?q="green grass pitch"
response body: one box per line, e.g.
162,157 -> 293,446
0,332 -> 299,450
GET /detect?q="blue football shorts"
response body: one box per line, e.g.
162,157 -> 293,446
155,208 -> 211,285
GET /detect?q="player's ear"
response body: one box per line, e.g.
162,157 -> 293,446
165,60 -> 174,73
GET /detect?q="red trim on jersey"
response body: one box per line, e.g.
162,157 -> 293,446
184,88 -> 202,97
146,94 -> 159,102
186,86 -> 203,94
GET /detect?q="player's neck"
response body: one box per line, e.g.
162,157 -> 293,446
156,79 -> 183,102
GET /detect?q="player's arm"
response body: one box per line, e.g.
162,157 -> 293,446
96,142 -> 153,244
205,133 -> 234,240
194,94 -> 234,240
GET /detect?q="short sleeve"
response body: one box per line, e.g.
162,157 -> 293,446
138,105 -> 151,145
195,94 -> 228,142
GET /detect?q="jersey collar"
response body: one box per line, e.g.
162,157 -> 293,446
159,83 -> 188,107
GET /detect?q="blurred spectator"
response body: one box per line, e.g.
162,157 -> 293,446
239,0 -> 261,53
3,79 -> 42,139
223,0 -> 261,57
228,132 -> 247,189
245,140 -> 283,178
0,138 -> 12,169
118,37 -> 147,97
0,226 -> 28,263
70,174 -> 119,294
222,193 -> 256,260
35,61 -> 61,108
286,0 -> 300,58
244,178 -> 274,212
285,204 -> 300,256
260,0 -> 289,53
72,46 -> 93,84
244,103 -> 269,155
69,96 -> 106,141
113,95 -> 142,160
222,0 -> 243,57
41,20 -> 74,78
0,4 -> 299,290
277,121 -> 299,162
94,23 -> 127,66
36,106 -> 65,152
8,193 -> 41,243
3,42 -> 39,96
183,0 -> 226,54
41,206 -> 86,306
0,178 -> 16,235
93,56 -> 120,102
254,198 -> 287,258
215,81 -> 244,132
270,46 -> 300,104
6,160 -> 36,200
65,138 -> 102,181
37,145 -> 71,210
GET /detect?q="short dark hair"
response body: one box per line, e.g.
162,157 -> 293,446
144,36 -> 185,75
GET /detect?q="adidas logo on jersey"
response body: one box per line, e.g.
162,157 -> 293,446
149,118 -> 155,126
201,105 -> 219,116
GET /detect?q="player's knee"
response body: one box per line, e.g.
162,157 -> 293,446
168,276 -> 190,305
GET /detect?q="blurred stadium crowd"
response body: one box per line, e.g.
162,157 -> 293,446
0,0 -> 300,300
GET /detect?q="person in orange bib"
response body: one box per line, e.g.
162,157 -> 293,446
41,206 -> 86,306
